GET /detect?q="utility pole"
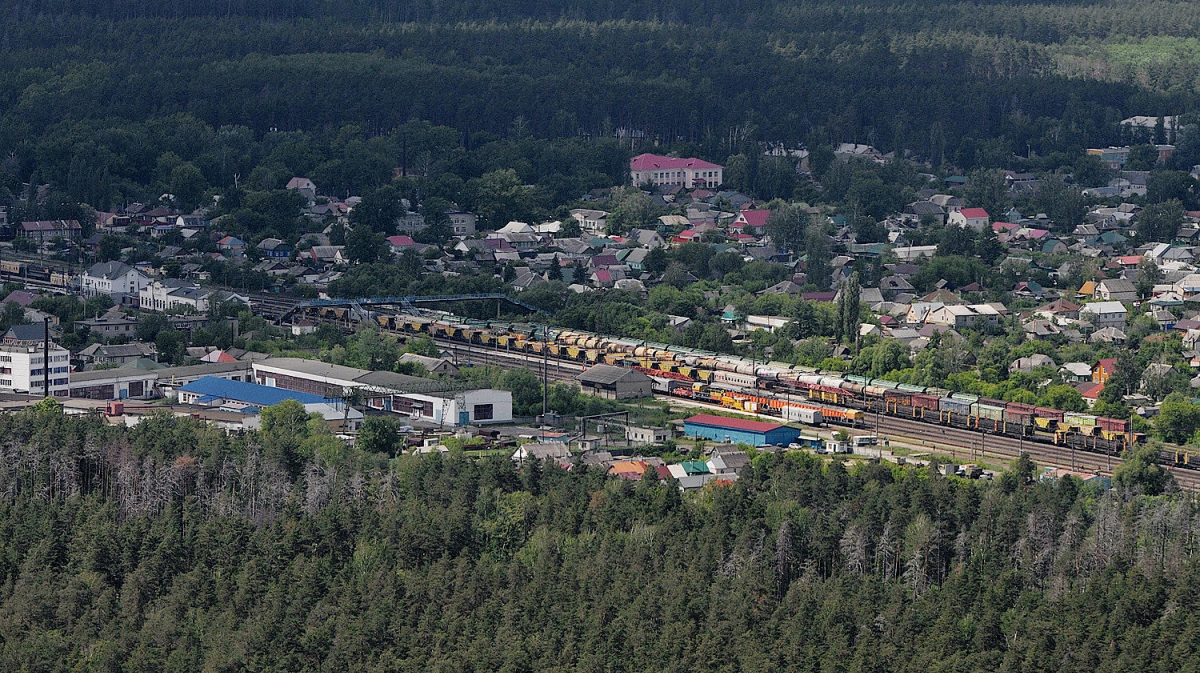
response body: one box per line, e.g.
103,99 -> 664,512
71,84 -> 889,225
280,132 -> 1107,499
542,324 -> 549,417
42,316 -> 49,398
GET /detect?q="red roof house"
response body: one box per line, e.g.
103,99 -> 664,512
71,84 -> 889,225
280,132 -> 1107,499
1093,358 -> 1118,384
734,209 -> 771,233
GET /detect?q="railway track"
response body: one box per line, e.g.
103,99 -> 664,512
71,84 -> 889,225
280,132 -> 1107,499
429,336 -> 584,384
657,391 -> 1200,489
279,307 -> 1200,489
0,267 -> 76,291
853,410 -> 1200,489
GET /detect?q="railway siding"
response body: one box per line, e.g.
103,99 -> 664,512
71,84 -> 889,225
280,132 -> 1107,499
280,307 -> 1200,487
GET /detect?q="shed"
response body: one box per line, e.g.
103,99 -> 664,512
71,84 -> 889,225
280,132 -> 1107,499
512,442 -> 571,464
575,365 -> 653,399
398,353 -> 460,376
682,414 -> 802,447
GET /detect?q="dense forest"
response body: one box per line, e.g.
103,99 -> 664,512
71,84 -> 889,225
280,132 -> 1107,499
0,401 -> 1193,671
0,0 -> 1197,215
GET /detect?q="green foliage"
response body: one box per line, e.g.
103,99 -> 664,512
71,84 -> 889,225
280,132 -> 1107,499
356,416 -> 406,456
1126,143 -> 1159,171
1156,393 -> 1200,444
0,301 -> 26,333
259,399 -> 316,475
349,185 -> 403,235
605,186 -> 659,235
1113,442 -> 1170,494
345,225 -> 387,263
1136,259 -> 1165,298
911,255 -> 991,293
803,221 -> 833,290
499,368 -> 543,416
468,168 -> 545,231
765,200 -> 807,252
1038,384 -> 1087,412
851,339 -> 911,377
1031,176 -> 1086,232
405,335 -> 440,358
0,406 -> 1187,669
1137,199 -> 1186,243
963,168 -> 1011,219
835,273 -> 860,344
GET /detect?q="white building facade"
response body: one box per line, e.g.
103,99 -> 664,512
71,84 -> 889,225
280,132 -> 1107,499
381,389 -> 512,425
448,211 -> 477,236
80,262 -> 150,300
629,154 -> 723,189
1081,301 -> 1128,329
0,342 -> 70,396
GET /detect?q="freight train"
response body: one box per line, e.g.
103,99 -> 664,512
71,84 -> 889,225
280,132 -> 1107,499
294,309 -> 1147,456
0,260 -> 74,288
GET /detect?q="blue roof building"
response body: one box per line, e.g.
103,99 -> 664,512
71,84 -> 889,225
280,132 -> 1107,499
177,376 -> 331,409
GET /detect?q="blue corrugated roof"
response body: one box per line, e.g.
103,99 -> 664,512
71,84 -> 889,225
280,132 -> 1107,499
179,376 -> 330,407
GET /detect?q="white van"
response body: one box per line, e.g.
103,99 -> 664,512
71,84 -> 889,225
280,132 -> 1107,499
852,436 -> 878,448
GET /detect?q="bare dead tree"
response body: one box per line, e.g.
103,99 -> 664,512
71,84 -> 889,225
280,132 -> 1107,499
840,524 -> 869,576
1085,492 -> 1127,574
304,462 -> 335,516
903,514 -> 939,598
876,519 -> 897,581
776,520 -> 792,600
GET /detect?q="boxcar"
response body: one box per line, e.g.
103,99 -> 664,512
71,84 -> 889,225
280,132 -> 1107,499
939,398 -> 973,415
912,393 -> 942,410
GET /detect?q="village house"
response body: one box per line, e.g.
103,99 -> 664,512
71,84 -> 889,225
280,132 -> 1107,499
1093,358 -> 1118,384
308,245 -> 348,267
74,312 -> 138,340
18,219 -> 82,244
947,208 -> 989,230
139,280 -> 247,313
78,342 -> 159,367
1095,278 -> 1137,301
732,209 -> 770,236
570,209 -> 609,235
511,442 -> 571,464
446,210 -> 477,236
257,237 -> 292,259
1080,302 -> 1128,330
575,365 -> 653,399
1010,354 -> 1055,373
286,177 -> 317,203
1036,298 -> 1081,321
1060,362 -> 1094,382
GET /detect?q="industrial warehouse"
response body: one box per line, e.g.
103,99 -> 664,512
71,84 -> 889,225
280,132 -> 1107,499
682,414 -> 803,447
